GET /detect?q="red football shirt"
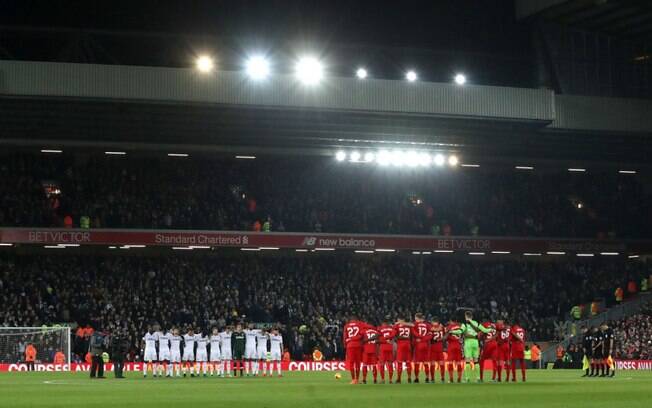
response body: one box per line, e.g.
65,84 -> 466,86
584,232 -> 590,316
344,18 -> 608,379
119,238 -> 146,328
343,320 -> 365,348
377,325 -> 397,351
497,325 -> 511,346
446,322 -> 462,349
430,324 -> 445,349
362,327 -> 380,354
510,325 -> 526,346
394,323 -> 412,346
412,321 -> 432,350
480,322 -> 497,345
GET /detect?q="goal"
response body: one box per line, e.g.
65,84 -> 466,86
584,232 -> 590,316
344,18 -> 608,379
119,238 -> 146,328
0,327 -> 71,367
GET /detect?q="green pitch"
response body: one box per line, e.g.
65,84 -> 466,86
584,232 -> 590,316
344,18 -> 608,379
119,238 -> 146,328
1,370 -> 650,408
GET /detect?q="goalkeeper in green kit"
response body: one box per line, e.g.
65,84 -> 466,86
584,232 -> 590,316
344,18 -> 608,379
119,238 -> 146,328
460,310 -> 492,383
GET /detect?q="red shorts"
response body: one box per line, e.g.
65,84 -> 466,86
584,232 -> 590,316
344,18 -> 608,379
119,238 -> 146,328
346,346 -> 362,366
379,348 -> 394,362
497,344 -> 510,361
430,343 -> 444,361
510,345 -> 524,360
362,352 -> 378,365
413,346 -> 429,362
481,343 -> 497,361
396,344 -> 412,362
447,347 -> 462,362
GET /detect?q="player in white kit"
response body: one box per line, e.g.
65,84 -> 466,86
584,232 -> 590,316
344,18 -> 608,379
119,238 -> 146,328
182,328 -> 197,377
142,326 -> 158,378
244,323 -> 260,376
209,327 -> 222,377
195,332 -> 209,376
255,328 -> 269,376
157,328 -> 172,377
269,328 -> 284,377
219,326 -> 233,377
169,328 -> 183,377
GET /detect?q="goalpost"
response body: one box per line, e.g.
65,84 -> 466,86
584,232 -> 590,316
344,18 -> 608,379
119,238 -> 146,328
0,327 -> 71,369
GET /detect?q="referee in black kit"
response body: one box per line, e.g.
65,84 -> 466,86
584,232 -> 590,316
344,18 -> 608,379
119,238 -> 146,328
599,323 -> 615,377
581,326 -> 593,377
111,331 -> 129,379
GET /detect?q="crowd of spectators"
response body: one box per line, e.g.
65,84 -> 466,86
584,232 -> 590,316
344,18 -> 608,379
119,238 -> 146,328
613,302 -> 652,360
1,152 -> 650,238
0,252 -> 647,362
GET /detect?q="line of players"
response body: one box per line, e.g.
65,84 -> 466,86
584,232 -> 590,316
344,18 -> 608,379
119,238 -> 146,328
581,323 -> 615,378
343,311 -> 527,384
141,323 -> 284,378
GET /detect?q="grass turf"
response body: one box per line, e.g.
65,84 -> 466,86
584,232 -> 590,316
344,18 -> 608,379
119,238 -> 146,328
0,370 -> 650,408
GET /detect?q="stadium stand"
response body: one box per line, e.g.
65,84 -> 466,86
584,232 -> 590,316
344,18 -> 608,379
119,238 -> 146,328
1,153 -> 650,238
612,302 -> 652,360
0,252 -> 648,363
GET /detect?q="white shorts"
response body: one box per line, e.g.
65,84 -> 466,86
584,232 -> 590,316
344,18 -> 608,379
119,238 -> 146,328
196,350 -> 208,362
256,348 -> 268,360
270,350 -> 281,361
144,349 -> 158,362
221,349 -> 232,360
245,347 -> 257,359
158,349 -> 171,361
210,352 -> 221,362
182,351 -> 195,362
170,350 -> 181,363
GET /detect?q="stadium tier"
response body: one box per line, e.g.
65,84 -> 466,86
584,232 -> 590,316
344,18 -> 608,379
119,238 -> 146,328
0,252 -> 649,364
1,152 -> 650,238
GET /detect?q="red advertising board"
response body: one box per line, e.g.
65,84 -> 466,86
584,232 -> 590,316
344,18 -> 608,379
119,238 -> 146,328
0,227 -> 646,254
2,360 -> 651,372
0,361 -> 347,372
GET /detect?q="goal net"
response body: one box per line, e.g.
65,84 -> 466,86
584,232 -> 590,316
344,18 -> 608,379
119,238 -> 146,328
0,327 -> 71,367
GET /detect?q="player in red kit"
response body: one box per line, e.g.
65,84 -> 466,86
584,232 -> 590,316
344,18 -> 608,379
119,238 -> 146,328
411,313 -> 431,383
377,317 -> 397,383
445,320 -> 464,383
428,317 -> 446,383
510,321 -> 526,382
479,321 -> 497,382
394,317 -> 413,383
495,320 -> 511,382
343,315 -> 365,384
361,325 -> 380,384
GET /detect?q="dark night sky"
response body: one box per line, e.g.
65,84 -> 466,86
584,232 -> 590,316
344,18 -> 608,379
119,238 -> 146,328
0,1 -> 534,85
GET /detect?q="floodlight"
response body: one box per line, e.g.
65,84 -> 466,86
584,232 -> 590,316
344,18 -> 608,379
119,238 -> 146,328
350,151 -> 361,162
196,55 -> 215,73
454,73 -> 466,85
356,68 -> 368,79
406,151 -> 419,167
295,56 -> 324,85
391,150 -> 406,167
434,153 -> 445,166
448,155 -> 459,166
377,150 -> 391,166
406,70 -> 418,82
364,152 -> 375,162
335,151 -> 346,161
245,55 -> 270,80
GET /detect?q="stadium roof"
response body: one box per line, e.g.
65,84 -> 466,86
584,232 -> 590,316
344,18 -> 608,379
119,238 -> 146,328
1,60 -> 651,165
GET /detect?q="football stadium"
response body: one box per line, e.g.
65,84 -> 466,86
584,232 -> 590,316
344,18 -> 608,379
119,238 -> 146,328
1,1 -> 652,407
